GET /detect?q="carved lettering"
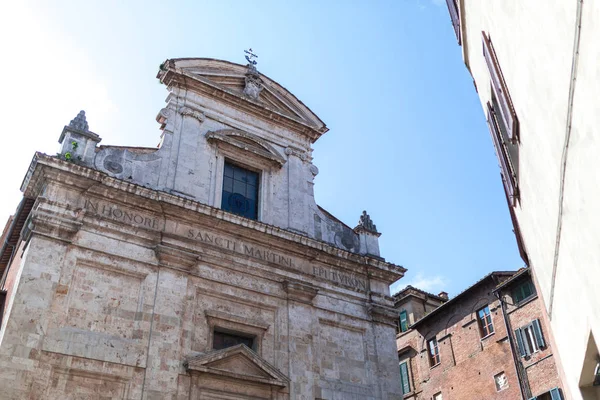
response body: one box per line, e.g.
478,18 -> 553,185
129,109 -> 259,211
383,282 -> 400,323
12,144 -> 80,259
312,266 -> 366,291
84,199 -> 159,230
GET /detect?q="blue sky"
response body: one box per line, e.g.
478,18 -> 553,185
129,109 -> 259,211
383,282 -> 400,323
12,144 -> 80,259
0,0 -> 524,296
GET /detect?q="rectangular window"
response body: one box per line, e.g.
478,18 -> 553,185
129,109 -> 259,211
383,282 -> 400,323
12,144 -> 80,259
428,337 -> 441,366
399,310 -> 409,332
512,279 -> 536,304
445,0 -> 461,44
0,290 -> 6,329
399,361 -> 411,395
221,161 -> 259,220
515,319 -> 545,357
213,330 -> 255,351
482,31 -> 519,142
477,305 -> 494,337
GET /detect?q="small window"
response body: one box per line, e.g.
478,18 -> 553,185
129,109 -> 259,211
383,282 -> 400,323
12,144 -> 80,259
221,161 -> 259,220
494,371 -> 509,391
399,361 -> 411,395
477,305 -> 494,337
512,279 -> 536,304
428,337 -> 441,366
213,330 -> 255,351
515,319 -> 545,357
433,392 -> 443,400
399,310 -> 409,332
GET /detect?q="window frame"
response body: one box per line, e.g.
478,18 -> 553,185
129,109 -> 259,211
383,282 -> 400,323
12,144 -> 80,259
428,337 -> 441,367
477,305 -> 495,338
221,160 -> 261,221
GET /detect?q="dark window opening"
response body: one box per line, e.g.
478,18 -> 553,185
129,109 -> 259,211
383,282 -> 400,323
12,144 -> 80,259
221,161 -> 259,220
477,305 -> 495,337
213,330 -> 255,351
533,387 -> 563,400
428,337 -> 440,366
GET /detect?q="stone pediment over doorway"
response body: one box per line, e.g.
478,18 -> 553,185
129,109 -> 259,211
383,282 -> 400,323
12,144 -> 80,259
185,344 -> 289,388
206,129 -> 286,166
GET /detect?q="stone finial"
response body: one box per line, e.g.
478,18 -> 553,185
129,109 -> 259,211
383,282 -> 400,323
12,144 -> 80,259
357,210 -> 378,234
69,110 -> 89,132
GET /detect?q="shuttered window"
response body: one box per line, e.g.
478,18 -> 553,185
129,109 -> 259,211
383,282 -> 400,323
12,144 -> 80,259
487,102 -> 518,205
399,361 -> 411,394
515,319 -> 546,357
482,31 -> 519,142
512,279 -> 536,304
399,310 -> 409,332
445,0 -> 461,44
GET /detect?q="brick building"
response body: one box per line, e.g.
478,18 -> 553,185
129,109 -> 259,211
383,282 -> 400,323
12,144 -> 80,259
395,270 -> 563,399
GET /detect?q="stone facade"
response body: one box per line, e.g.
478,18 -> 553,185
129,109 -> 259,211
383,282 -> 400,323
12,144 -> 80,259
394,270 -> 563,399
444,1 -> 600,398
0,58 -> 405,399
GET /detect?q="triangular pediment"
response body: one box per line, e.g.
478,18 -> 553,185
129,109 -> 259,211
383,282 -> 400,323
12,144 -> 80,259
205,129 -> 285,166
160,58 -> 327,136
186,344 -> 289,388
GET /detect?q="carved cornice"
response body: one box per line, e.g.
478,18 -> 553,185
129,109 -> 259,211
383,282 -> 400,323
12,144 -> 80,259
179,106 -> 205,123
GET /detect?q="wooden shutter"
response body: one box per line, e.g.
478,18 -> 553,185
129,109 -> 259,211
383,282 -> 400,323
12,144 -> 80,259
400,311 -> 408,332
532,319 -> 546,348
446,0 -> 461,44
482,31 -> 519,142
549,388 -> 562,400
487,102 -> 518,205
514,328 -> 527,357
400,361 -> 411,394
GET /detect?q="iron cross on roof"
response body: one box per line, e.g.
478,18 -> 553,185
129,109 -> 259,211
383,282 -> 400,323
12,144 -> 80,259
244,48 -> 258,65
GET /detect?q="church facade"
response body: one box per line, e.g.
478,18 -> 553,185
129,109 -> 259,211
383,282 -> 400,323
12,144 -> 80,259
0,58 -> 405,399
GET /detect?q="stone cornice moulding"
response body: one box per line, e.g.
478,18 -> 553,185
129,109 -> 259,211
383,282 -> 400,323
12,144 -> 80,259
284,146 -> 307,161
283,280 -> 318,303
21,154 -> 406,284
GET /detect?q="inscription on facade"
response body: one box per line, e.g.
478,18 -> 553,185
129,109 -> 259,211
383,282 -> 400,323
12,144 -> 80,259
187,229 -> 295,268
313,266 -> 367,291
84,199 -> 159,229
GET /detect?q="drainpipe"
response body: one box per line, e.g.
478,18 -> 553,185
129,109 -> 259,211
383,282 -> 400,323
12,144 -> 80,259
494,289 -> 530,399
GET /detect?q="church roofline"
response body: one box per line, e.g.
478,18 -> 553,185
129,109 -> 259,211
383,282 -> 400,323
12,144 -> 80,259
157,58 -> 329,143
21,153 -> 406,283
